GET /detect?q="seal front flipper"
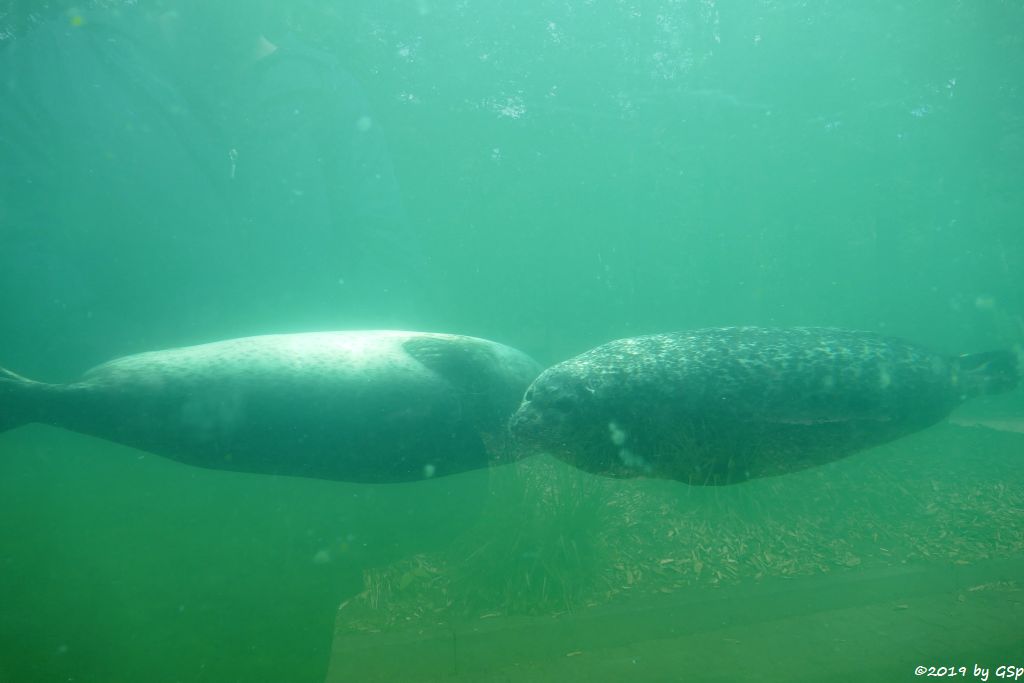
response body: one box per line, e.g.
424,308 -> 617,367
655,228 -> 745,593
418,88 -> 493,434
402,336 -> 493,395
402,335 -> 540,422
402,335 -> 542,465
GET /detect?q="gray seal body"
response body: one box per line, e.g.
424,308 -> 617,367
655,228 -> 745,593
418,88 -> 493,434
510,327 -> 1018,485
1,331 -> 542,483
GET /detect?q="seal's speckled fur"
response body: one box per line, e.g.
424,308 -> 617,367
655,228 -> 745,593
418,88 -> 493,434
511,327 -> 1018,485
1,331 -> 541,483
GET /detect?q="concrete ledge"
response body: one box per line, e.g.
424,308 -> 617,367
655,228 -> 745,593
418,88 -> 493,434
326,555 -> 1024,682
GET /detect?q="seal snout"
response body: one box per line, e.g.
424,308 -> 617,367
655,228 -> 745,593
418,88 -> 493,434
509,398 -> 542,444
508,372 -> 587,451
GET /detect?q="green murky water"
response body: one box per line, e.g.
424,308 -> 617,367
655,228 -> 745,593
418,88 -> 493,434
1,2 -> 1022,681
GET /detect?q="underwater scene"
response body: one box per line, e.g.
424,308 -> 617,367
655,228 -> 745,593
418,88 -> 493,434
1,1 -> 1022,681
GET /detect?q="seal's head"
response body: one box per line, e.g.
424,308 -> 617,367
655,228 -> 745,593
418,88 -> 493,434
510,365 -> 662,478
509,365 -> 599,456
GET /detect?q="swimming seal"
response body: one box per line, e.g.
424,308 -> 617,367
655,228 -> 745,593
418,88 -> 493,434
510,327 -> 1018,485
0,331 -> 542,483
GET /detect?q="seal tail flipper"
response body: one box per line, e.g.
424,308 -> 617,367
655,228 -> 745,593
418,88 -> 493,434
955,349 -> 1020,397
0,366 -> 43,432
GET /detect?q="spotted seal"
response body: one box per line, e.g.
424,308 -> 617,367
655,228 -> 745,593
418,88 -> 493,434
1,331 -> 542,483
510,327 -> 1018,485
